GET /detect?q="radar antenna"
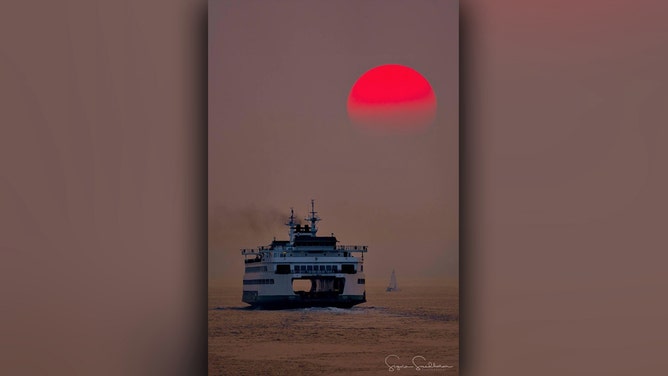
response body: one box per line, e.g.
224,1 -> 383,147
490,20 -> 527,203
307,199 -> 321,236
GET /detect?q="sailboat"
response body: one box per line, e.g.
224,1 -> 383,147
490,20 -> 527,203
386,269 -> 399,292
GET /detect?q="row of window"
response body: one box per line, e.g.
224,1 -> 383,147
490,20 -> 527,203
294,264 -> 340,273
245,266 -> 268,273
243,279 -> 275,285
287,264 -> 360,274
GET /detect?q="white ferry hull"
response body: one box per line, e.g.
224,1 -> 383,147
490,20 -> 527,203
242,292 -> 366,309
242,272 -> 367,309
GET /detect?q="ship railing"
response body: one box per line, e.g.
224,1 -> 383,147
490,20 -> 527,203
240,247 -> 272,255
336,245 -> 368,252
241,247 -> 271,263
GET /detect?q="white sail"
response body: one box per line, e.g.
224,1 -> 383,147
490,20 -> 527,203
386,269 -> 398,291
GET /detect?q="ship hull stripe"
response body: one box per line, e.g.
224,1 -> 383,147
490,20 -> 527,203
242,293 -> 366,309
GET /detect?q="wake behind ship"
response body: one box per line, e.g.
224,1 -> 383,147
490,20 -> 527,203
240,200 -> 367,309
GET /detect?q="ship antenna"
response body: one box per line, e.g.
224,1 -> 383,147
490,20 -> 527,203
307,199 -> 320,235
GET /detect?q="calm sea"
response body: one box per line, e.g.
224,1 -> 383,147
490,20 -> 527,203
209,279 -> 459,376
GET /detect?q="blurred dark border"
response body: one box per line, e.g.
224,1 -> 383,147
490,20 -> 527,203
195,3 -> 209,375
458,3 -> 471,373
3,1 -> 668,375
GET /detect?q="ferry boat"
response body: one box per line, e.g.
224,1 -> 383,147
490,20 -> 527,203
240,200 -> 367,309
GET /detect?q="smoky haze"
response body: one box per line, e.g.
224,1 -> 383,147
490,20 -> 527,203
209,1 -> 459,284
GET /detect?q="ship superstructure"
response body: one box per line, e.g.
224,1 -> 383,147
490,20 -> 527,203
241,200 -> 367,309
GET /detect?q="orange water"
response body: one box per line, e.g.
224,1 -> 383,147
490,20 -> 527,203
209,279 -> 459,375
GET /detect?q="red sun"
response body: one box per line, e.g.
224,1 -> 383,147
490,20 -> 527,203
347,64 -> 437,133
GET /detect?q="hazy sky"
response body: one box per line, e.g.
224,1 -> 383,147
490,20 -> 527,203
209,0 -> 459,282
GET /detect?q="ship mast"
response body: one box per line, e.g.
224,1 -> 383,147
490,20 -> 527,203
286,207 -> 296,243
307,199 -> 320,236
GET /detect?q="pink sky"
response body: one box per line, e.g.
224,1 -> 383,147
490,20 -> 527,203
209,1 -> 459,282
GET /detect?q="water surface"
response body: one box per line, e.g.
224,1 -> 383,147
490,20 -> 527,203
209,279 -> 459,375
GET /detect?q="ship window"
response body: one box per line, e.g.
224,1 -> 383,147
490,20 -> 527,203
332,265 -> 338,272
325,265 -> 332,272
319,265 -> 325,271
276,265 -> 291,274
341,264 -> 356,274
307,265 -> 313,271
361,265 -> 363,271
358,278 -> 365,284
300,265 -> 306,272
245,266 -> 268,273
